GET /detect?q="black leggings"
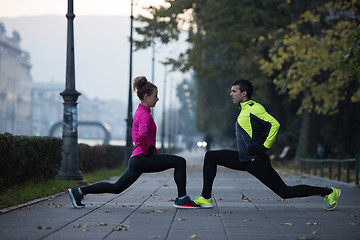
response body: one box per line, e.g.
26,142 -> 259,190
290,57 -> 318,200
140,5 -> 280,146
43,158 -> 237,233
201,150 -> 332,199
81,154 -> 187,197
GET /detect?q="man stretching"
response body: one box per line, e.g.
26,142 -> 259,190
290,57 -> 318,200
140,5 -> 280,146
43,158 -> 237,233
193,79 -> 340,211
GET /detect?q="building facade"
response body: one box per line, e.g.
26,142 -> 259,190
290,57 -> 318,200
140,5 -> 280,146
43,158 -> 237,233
0,22 -> 126,142
0,23 -> 32,135
31,82 -> 63,136
31,81 -> 126,142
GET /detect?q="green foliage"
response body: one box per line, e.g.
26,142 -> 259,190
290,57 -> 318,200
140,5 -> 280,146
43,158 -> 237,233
0,134 -> 125,192
0,180 -> 76,209
0,133 -> 62,192
82,167 -> 126,184
135,0 -> 360,156
339,23 -> 360,102
0,167 -> 126,209
260,1 -> 360,115
78,144 -> 124,173
135,0 -> 292,137
134,3 -> 183,50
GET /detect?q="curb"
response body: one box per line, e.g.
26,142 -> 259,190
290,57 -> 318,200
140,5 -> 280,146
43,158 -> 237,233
0,191 -> 66,214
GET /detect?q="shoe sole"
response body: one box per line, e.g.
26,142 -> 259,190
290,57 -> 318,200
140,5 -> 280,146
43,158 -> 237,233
68,188 -> 85,209
173,204 -> 201,209
193,201 -> 214,208
324,189 -> 341,211
200,205 -> 214,208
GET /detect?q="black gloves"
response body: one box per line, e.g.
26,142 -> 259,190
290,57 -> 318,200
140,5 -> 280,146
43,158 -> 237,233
147,146 -> 155,156
248,145 -> 268,155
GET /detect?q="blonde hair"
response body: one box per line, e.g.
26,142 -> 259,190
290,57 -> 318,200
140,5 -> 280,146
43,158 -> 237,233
132,76 -> 157,100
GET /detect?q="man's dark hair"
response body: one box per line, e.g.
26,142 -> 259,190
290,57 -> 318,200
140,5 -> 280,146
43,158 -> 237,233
231,79 -> 253,99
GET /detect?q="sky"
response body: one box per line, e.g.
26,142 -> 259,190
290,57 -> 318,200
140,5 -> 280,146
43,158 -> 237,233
0,0 -> 165,18
0,0 -> 188,105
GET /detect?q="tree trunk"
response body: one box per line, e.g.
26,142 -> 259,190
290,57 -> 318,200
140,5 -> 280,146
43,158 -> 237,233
295,110 -> 321,164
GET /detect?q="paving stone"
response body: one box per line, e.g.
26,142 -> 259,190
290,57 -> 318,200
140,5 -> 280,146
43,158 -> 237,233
0,149 -> 359,240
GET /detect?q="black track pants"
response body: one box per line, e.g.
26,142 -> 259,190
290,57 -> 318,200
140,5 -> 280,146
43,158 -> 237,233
201,150 -> 332,199
81,154 -> 187,197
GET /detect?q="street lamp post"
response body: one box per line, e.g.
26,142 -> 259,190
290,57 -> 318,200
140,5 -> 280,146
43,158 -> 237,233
161,66 -> 167,152
167,78 -> 173,152
124,0 -> 134,163
56,0 -> 84,183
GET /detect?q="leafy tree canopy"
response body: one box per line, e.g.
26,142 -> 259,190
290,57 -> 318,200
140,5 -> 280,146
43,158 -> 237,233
260,1 -> 360,115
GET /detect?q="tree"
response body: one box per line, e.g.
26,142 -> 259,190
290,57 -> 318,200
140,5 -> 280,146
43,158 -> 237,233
135,0 -> 292,142
339,23 -> 360,100
134,0 -> 360,158
260,1 -> 360,158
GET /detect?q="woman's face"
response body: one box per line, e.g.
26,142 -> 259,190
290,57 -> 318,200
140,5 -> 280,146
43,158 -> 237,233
143,88 -> 159,108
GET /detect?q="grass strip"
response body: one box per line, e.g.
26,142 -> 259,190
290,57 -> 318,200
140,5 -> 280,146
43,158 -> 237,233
0,167 -> 126,209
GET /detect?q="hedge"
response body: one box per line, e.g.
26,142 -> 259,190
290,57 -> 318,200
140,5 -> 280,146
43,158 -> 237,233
0,133 -> 125,192
78,144 -> 125,172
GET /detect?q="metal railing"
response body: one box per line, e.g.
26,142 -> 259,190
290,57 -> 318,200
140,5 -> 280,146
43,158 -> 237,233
300,157 -> 360,185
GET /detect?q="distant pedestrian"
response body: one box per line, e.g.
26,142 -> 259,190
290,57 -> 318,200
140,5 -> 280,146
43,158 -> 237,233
68,76 -> 200,209
193,79 -> 340,211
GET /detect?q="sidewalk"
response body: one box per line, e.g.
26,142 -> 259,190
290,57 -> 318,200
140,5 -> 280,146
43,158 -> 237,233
1,149 -> 359,240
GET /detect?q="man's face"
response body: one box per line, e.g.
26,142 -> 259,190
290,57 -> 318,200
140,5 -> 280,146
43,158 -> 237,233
230,85 -> 245,104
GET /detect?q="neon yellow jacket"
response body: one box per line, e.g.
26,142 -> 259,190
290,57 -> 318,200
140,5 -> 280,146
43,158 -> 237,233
235,100 -> 280,161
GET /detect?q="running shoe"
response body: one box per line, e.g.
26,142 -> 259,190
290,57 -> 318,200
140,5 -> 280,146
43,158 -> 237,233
173,196 -> 201,209
324,187 -> 341,211
193,195 -> 214,208
68,188 -> 85,208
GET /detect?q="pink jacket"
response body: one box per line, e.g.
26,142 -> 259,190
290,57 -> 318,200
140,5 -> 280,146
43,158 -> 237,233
130,104 -> 158,157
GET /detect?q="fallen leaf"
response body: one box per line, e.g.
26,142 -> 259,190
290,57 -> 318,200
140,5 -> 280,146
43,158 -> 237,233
96,222 -> 107,226
306,222 -> 320,225
211,214 -> 221,217
37,226 -> 51,230
113,224 -> 130,231
280,222 -> 294,226
104,210 -> 112,213
73,224 -> 81,228
113,226 -> 126,231
348,222 -> 360,225
301,173 -> 310,178
241,195 -> 250,202
189,233 -> 200,238
244,219 -> 253,222
154,209 -> 167,213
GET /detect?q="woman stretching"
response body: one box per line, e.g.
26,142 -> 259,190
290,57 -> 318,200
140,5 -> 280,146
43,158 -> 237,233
68,76 -> 200,209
